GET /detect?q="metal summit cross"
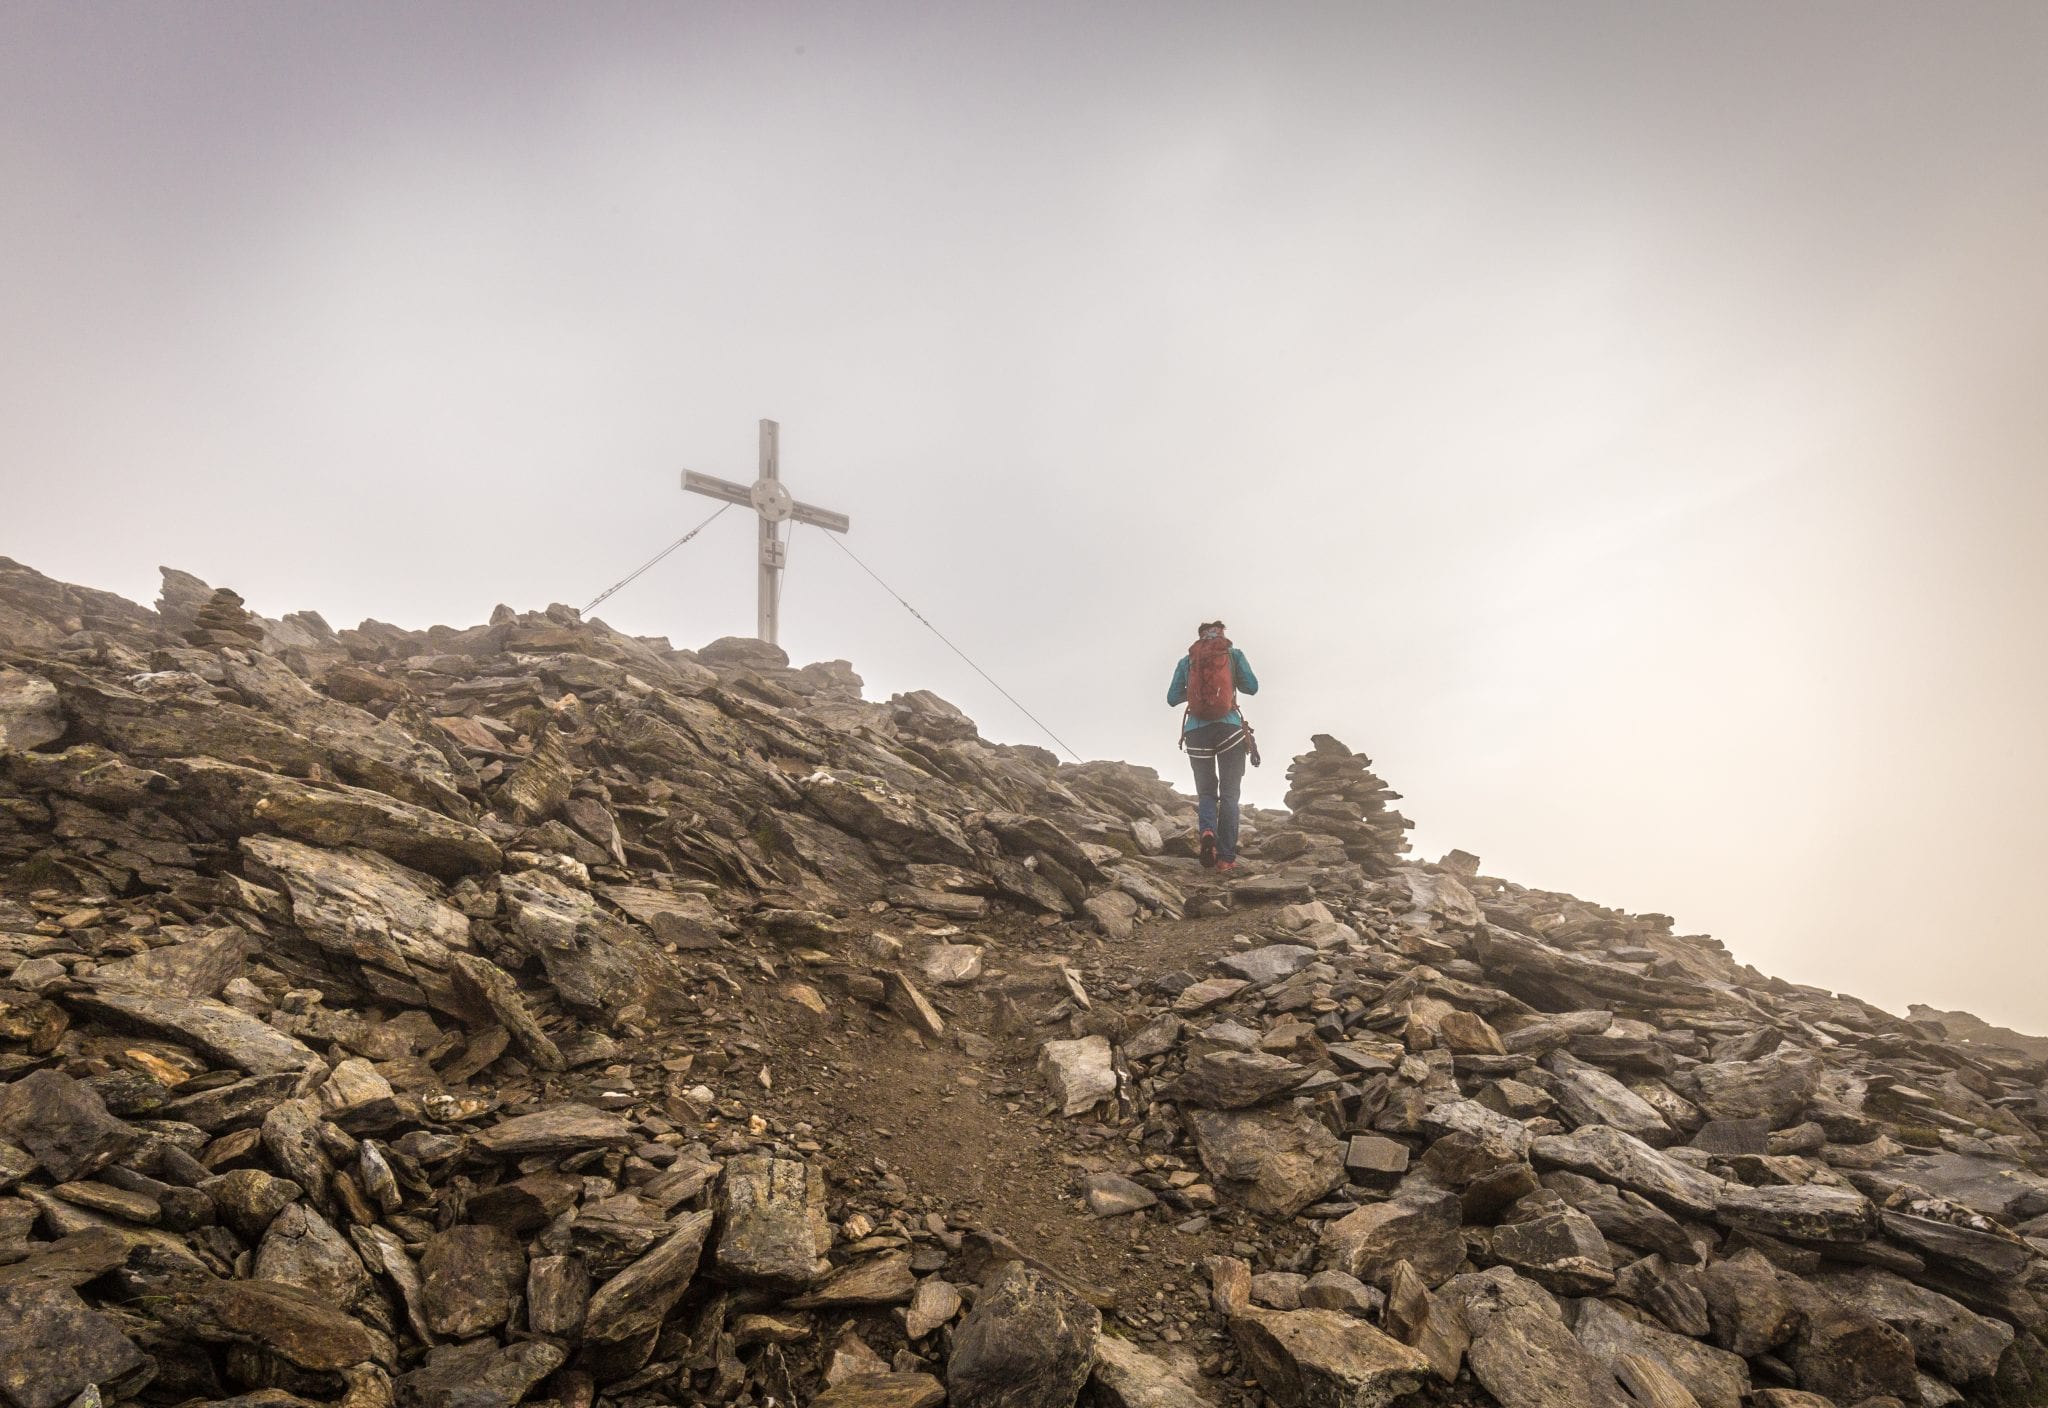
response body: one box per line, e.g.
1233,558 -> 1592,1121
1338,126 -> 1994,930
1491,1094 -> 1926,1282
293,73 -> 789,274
682,419 -> 851,647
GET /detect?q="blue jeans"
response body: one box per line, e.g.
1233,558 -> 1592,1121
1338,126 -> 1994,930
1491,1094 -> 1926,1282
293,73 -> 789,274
1188,730 -> 1248,861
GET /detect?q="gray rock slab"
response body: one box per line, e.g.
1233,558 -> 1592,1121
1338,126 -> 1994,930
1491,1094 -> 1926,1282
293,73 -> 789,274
1039,1035 -> 1117,1117
1217,944 -> 1318,985
1466,1302 -> 1633,1408
472,1103 -> 635,1156
1231,1306 -> 1432,1408
584,1209 -> 713,1343
68,987 -> 324,1076
1713,1182 -> 1875,1242
714,1155 -> 830,1289
1186,1103 -> 1346,1217
1088,1334 -> 1211,1408
0,1282 -> 147,1408
1531,1125 -> 1726,1216
0,1070 -> 140,1182
1811,1265 -> 2015,1383
1320,1187 -> 1466,1288
947,1261 -> 1099,1408
1160,1050 -> 1308,1109
419,1223 -> 526,1338
1571,1295 -> 1749,1408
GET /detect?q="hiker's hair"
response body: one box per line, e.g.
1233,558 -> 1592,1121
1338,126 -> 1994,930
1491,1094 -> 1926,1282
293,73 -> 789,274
1198,620 -> 1226,635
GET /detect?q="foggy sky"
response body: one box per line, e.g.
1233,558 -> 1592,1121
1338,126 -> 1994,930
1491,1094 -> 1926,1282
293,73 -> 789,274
5,3 -> 2046,1028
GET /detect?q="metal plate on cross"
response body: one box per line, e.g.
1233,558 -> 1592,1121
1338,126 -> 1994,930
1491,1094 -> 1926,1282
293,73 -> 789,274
750,478 -> 794,522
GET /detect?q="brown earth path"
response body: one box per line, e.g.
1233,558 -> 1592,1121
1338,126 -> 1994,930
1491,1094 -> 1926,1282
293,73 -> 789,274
721,870 -> 1302,1372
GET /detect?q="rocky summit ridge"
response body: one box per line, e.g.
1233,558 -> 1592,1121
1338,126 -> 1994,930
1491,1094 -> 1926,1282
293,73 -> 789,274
1,551 -> 2047,1408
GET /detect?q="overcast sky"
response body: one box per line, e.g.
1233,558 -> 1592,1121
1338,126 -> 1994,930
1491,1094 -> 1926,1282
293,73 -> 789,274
5,2 -> 2046,1028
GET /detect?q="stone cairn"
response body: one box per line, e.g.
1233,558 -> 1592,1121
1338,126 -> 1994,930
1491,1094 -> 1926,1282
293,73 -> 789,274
182,587 -> 267,649
1279,733 -> 1412,874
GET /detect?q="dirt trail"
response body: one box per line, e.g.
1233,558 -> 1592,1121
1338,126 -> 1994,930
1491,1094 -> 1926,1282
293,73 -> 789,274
738,871 -> 1282,1344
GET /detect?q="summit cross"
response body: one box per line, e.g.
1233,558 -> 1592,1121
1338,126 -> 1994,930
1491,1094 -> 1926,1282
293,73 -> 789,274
682,419 -> 851,647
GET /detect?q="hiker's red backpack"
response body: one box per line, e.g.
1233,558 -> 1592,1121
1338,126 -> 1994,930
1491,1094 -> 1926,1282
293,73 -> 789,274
1186,634 -> 1237,721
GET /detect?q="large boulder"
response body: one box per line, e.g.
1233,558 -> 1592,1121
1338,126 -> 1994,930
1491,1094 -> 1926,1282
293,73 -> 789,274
713,1156 -> 830,1290
1465,1302 -> 1633,1408
160,755 -> 499,877
1570,1295 -> 1749,1408
1320,1187 -> 1466,1288
0,664 -> 62,751
947,1262 -> 1099,1408
1230,1306 -> 1432,1408
241,836 -> 472,977
1811,1266 -> 2014,1383
1685,1049 -> 1820,1128
1789,1304 -> 1920,1405
1530,1125 -> 1724,1216
1186,1103 -> 1346,1216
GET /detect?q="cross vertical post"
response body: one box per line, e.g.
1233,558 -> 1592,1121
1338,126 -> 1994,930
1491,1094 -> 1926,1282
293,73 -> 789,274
681,419 -> 852,647
756,419 -> 783,643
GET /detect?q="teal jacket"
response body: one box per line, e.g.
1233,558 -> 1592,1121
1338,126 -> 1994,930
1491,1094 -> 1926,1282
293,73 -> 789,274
1168,648 -> 1259,733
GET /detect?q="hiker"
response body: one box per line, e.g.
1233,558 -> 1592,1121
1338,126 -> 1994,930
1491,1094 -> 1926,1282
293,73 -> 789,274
1167,620 -> 1259,870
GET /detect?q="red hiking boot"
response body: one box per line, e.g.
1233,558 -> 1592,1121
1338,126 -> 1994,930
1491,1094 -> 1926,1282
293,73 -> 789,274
1199,830 -> 1217,869
1216,859 -> 1238,872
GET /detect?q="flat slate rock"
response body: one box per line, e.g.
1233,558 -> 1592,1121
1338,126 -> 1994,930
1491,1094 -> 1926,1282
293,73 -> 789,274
0,1282 -> 148,1408
1321,1187 -> 1466,1288
1889,1151 -> 2048,1222
1713,1183 -> 1874,1242
1531,1125 -> 1725,1216
157,1278 -> 386,1370
1811,1265 -> 2015,1383
1572,1295 -> 1749,1408
811,1374 -> 947,1408
1231,1306 -> 1432,1408
1159,1050 -> 1309,1109
69,987 -> 325,1076
419,1223 -> 526,1338
1545,1051 -> 1672,1144
0,1070 -> 141,1182
1088,1335 -> 1212,1408
787,1251 -> 918,1308
583,1209 -> 713,1344
1216,944 -> 1318,985
394,1338 -> 568,1408
1229,874 -> 1316,904
472,1103 -> 635,1155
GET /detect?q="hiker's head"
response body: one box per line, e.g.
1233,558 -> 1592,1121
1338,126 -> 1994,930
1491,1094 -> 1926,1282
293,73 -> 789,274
1198,620 -> 1226,640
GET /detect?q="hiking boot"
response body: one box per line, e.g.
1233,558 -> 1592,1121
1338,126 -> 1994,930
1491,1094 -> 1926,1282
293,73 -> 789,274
1216,859 -> 1238,872
1199,831 -> 1217,869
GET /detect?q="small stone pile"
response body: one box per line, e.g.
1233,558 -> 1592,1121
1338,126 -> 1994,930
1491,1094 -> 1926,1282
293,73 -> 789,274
1274,734 -> 1412,875
182,588 -> 268,649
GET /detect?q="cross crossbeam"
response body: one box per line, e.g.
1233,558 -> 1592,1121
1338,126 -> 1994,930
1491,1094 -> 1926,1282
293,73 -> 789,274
681,419 -> 850,645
